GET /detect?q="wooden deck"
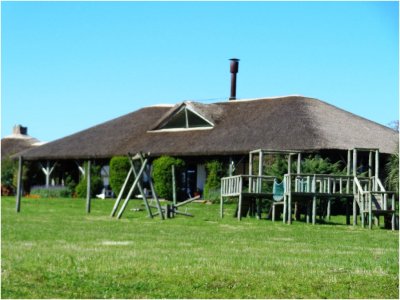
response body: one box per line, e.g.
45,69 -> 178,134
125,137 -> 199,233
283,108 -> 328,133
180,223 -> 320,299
220,173 -> 396,229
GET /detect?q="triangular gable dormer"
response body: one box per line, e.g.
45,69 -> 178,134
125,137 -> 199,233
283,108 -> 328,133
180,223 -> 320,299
151,102 -> 214,132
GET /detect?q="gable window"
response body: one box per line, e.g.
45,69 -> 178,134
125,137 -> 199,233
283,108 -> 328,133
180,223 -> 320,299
156,106 -> 213,131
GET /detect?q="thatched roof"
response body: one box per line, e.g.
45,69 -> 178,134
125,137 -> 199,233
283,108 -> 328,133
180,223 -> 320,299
19,96 -> 398,160
1,125 -> 44,159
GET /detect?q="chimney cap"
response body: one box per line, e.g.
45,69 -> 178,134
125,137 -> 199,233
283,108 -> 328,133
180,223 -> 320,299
13,124 -> 28,135
229,58 -> 240,62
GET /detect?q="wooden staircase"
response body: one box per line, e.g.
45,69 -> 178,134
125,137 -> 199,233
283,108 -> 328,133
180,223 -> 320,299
353,176 -> 396,229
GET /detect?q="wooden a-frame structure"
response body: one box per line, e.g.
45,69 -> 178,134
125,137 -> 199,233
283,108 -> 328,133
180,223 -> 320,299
110,152 -> 165,220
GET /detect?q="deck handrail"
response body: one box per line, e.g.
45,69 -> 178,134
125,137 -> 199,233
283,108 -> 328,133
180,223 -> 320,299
221,175 -> 276,196
287,173 -> 353,179
354,177 -> 365,196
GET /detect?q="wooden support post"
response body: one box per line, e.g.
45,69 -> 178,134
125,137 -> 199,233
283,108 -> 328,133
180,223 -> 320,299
272,204 -> 276,222
368,194 -> 372,229
327,199 -> 331,221
297,153 -> 301,174
146,164 -> 165,220
374,215 -> 379,227
306,200 -> 310,224
312,196 -> 316,225
353,149 -> 357,192
237,194 -> 243,221
368,151 -> 373,178
346,198 -> 350,225
41,160 -> 56,187
353,198 -> 357,226
76,161 -> 85,176
361,195 -> 365,228
249,152 -> 253,192
86,160 -> 91,214
283,195 -> 287,224
110,166 -> 133,217
129,157 -> 153,219
287,154 -> 292,224
258,151 -> 263,176
172,165 -> 177,206
347,150 -> 351,194
237,177 -> 243,221
116,158 -> 148,219
15,156 -> 23,213
391,194 -> 395,231
220,194 -> 224,219
375,150 -> 379,191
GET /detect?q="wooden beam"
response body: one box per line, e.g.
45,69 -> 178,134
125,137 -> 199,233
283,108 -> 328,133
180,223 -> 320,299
258,150 -> 263,177
312,196 -> 316,225
15,156 -> 23,213
353,198 -> 357,226
347,150 -> 351,194
174,195 -> 200,208
86,160 -> 91,214
249,152 -> 253,191
172,165 -> 177,206
288,154 -> 292,224
116,158 -> 148,219
110,166 -> 133,217
145,162 -> 165,220
237,176 -> 243,221
129,156 -> 153,218
41,160 -> 56,187
368,194 -> 372,229
326,199 -> 331,221
368,151 -> 373,178
297,153 -> 301,174
220,194 -> 224,218
375,150 -> 379,190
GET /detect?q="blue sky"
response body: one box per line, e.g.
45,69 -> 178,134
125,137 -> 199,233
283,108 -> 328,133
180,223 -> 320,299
2,1 -> 399,142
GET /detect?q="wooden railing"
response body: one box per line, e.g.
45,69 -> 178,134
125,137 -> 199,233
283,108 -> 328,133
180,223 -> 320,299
354,176 -> 395,212
283,174 -> 355,195
220,175 -> 276,197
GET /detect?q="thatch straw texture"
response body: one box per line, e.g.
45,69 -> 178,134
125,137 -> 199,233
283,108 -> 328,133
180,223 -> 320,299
19,96 -> 398,160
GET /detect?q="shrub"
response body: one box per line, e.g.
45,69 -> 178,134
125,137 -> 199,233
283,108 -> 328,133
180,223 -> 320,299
152,156 -> 185,200
75,163 -> 103,197
109,156 -> 132,196
386,152 -> 399,194
204,160 -> 224,203
301,155 -> 343,174
1,158 -> 16,195
264,155 -> 288,181
30,186 -> 72,198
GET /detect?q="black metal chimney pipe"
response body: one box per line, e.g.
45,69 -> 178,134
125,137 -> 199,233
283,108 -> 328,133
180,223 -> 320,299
229,58 -> 239,100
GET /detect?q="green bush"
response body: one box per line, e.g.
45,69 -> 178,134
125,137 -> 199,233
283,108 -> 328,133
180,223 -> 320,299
109,156 -> 132,196
75,163 -> 103,197
264,155 -> 288,180
1,158 -> 16,195
204,160 -> 224,203
386,152 -> 399,194
301,155 -> 343,174
152,156 -> 185,200
30,186 -> 72,198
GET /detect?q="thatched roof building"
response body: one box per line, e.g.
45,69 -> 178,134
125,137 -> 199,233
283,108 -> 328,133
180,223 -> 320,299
1,125 -> 45,159
19,96 -> 397,161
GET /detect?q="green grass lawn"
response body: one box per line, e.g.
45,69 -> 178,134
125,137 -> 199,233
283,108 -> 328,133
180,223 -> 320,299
1,196 -> 398,299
